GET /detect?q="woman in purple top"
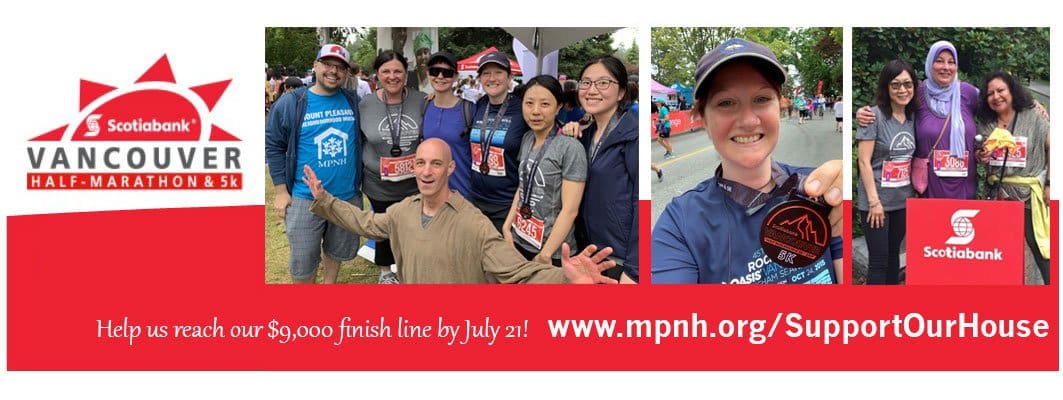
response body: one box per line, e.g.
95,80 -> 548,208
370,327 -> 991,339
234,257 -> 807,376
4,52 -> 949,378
858,40 -> 980,199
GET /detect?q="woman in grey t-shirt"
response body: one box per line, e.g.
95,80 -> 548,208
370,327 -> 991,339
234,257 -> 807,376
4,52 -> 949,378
359,50 -> 426,283
503,75 -> 587,266
856,60 -> 918,284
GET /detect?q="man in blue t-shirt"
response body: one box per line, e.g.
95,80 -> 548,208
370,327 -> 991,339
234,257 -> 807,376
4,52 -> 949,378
266,44 -> 362,284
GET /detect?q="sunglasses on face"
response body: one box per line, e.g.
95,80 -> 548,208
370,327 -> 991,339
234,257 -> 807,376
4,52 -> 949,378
428,66 -> 456,78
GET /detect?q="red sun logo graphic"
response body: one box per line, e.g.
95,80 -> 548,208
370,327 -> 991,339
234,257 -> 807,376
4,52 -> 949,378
31,54 -> 238,142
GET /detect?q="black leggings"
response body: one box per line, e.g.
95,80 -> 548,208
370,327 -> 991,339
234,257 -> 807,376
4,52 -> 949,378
860,208 -> 906,285
1024,208 -> 1050,284
367,197 -> 399,267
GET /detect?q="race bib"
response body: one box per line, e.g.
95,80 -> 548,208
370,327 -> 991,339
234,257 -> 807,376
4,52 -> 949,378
880,159 -> 911,188
932,150 -> 969,177
471,144 -> 506,177
989,136 -> 1028,168
513,213 -> 545,250
379,154 -> 415,182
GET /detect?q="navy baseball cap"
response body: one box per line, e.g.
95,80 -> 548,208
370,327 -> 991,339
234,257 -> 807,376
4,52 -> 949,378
427,51 -> 458,70
694,38 -> 787,100
477,51 -> 511,74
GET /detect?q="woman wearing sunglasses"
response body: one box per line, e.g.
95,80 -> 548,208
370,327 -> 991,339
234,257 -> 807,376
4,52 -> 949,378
421,51 -> 476,198
358,49 -> 426,284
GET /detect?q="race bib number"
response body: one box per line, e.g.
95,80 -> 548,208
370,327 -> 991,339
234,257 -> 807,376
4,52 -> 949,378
379,154 -> 415,182
513,213 -> 545,250
989,136 -> 1028,168
471,145 -> 506,177
932,150 -> 969,177
880,159 -> 911,188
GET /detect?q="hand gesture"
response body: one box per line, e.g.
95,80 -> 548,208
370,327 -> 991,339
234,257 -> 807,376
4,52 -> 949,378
561,243 -> 618,284
301,164 -> 328,200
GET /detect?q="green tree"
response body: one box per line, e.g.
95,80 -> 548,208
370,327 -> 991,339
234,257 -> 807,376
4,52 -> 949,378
624,41 -> 639,65
850,27 -> 1050,237
265,27 -> 320,73
558,34 -> 616,78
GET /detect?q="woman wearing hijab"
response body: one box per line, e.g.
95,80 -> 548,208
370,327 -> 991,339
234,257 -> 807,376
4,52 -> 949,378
858,41 -> 981,199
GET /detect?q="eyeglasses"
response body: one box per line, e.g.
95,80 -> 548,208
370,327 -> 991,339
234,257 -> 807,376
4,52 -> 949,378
428,66 -> 456,78
578,79 -> 618,91
317,59 -> 348,73
889,80 -> 914,91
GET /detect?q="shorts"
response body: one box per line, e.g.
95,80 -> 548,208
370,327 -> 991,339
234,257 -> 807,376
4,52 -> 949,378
657,124 -> 671,138
285,196 -> 362,281
836,117 -> 843,122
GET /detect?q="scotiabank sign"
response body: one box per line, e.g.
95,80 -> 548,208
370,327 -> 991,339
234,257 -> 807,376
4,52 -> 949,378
906,199 -> 1024,285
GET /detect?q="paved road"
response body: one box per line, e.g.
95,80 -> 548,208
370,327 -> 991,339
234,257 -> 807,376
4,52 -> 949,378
650,112 -> 843,227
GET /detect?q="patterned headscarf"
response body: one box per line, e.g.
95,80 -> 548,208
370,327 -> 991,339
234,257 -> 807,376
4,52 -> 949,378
923,40 -> 965,158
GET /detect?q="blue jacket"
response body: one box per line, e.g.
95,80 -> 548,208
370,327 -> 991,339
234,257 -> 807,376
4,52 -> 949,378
265,87 -> 361,195
578,110 -> 639,280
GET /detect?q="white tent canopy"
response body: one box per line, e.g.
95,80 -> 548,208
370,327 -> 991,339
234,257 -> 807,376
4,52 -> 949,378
504,27 -> 620,77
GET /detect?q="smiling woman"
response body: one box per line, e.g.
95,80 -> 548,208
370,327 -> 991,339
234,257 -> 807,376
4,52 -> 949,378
651,37 -> 844,284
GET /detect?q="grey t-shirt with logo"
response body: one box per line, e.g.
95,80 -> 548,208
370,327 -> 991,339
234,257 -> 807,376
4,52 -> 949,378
359,92 -> 426,202
513,132 -> 588,259
856,106 -> 916,211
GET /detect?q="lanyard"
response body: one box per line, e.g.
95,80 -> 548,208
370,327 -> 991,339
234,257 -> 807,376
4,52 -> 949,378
520,132 -> 557,217
589,111 -> 624,163
478,95 -> 509,173
384,89 -> 406,157
714,163 -> 793,215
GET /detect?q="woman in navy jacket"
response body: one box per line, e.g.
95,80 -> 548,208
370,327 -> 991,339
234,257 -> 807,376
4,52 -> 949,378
572,56 -> 639,282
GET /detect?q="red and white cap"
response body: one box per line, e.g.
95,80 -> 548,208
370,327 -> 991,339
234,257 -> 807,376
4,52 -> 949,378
317,44 -> 351,69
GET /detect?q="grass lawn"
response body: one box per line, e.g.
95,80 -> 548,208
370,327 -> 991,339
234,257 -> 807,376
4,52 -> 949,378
265,166 -> 381,284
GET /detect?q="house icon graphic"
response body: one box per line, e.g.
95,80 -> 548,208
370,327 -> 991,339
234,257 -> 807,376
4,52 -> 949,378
314,128 -> 348,159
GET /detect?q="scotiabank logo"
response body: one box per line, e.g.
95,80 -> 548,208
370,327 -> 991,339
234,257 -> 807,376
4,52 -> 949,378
25,55 -> 242,190
945,209 -> 978,245
924,209 -> 1001,260
907,199 -> 1022,285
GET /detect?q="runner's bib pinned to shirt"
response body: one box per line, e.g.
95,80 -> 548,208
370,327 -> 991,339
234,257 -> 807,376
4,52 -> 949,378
881,159 -> 912,188
380,154 -> 415,182
989,136 -> 1028,168
932,149 -> 969,177
514,212 -> 545,250
471,144 -> 506,176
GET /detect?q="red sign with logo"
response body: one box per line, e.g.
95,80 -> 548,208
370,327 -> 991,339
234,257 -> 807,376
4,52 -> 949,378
906,199 -> 1024,285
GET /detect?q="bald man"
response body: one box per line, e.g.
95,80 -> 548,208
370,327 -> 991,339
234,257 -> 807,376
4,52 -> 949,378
303,138 -> 617,284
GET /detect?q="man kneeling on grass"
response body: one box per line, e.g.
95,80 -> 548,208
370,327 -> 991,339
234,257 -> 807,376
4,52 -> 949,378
302,138 -> 618,284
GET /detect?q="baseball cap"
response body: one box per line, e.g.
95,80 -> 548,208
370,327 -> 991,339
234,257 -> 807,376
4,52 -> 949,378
694,38 -> 787,100
477,51 -> 511,74
317,44 -> 351,69
427,51 -> 457,70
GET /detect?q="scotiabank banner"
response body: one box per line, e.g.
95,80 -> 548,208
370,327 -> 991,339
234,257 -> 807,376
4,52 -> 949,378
4,201 -> 1058,370
907,199 -> 1025,285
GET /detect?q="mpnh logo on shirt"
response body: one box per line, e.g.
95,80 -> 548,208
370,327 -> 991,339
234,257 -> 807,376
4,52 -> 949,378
25,55 -> 242,190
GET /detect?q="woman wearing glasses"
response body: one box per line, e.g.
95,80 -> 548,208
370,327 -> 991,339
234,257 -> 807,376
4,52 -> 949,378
651,38 -> 843,284
421,51 -> 475,198
856,60 -> 918,284
571,55 -> 640,282
359,50 -> 426,283
858,41 -> 980,199
502,75 -> 587,266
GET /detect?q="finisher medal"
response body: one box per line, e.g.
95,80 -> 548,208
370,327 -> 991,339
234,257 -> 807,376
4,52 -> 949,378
759,175 -> 831,268
519,204 -> 532,219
